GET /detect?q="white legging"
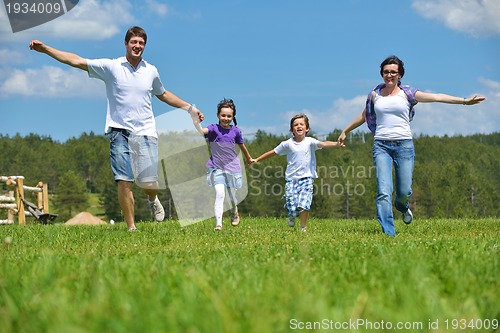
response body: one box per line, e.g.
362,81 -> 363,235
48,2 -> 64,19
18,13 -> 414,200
214,183 -> 238,226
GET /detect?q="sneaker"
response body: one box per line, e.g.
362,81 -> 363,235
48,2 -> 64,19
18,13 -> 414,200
287,216 -> 296,227
214,225 -> 222,231
300,226 -> 307,232
402,208 -> 413,224
149,196 -> 165,222
230,212 -> 240,226
128,227 -> 138,232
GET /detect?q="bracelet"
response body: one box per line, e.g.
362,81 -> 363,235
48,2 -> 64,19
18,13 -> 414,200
463,98 -> 466,105
187,104 -> 194,113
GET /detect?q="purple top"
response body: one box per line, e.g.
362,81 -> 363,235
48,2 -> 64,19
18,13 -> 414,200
205,124 -> 244,172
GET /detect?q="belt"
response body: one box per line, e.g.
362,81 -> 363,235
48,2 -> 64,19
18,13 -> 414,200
109,127 -> 131,135
375,139 -> 412,145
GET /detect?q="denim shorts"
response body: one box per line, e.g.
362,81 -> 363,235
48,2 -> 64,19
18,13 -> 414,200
107,128 -> 158,183
207,168 -> 242,189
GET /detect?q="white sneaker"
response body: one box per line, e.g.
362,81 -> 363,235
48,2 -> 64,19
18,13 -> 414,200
149,197 -> 165,222
287,216 -> 296,227
300,226 -> 307,232
402,208 -> 413,224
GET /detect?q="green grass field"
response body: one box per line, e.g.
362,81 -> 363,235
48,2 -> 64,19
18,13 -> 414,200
0,218 -> 498,333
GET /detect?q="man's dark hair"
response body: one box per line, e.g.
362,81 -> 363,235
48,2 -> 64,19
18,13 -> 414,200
125,26 -> 147,44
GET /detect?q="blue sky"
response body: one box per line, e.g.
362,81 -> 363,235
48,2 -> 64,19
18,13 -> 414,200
1,0 -> 499,142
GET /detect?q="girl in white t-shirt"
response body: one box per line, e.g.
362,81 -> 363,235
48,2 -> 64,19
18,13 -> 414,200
252,114 -> 344,231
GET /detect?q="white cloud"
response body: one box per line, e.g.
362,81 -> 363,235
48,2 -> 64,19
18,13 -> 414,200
409,101 -> 493,137
0,66 -> 104,99
409,78 -> 499,136
478,77 -> 500,94
146,0 -> 169,17
0,0 -> 198,43
280,95 -> 367,136
412,0 -> 500,37
0,49 -> 25,64
0,0 -> 135,42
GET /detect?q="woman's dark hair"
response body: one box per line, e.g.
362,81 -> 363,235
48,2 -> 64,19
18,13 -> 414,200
217,98 -> 237,126
290,113 -> 310,131
380,55 -> 405,78
125,26 -> 147,44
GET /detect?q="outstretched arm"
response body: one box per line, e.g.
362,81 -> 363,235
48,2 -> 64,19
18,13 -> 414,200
254,150 -> 277,163
318,140 -> 345,149
156,90 -> 204,122
415,91 -> 486,105
337,109 -> 366,146
192,118 -> 208,136
29,40 -> 88,71
238,143 -> 253,165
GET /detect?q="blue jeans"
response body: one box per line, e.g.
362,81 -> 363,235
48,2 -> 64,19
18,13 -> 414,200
372,139 -> 415,236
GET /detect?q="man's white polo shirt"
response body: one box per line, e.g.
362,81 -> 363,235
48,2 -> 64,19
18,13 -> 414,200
87,56 -> 166,138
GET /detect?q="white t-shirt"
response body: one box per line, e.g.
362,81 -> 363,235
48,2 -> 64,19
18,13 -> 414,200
87,57 -> 166,137
374,90 -> 412,140
274,137 -> 321,180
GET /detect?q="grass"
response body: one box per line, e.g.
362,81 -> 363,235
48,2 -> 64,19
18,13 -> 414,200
86,193 -> 105,217
0,217 -> 498,333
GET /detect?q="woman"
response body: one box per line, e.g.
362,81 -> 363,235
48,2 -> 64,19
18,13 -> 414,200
337,55 -> 485,236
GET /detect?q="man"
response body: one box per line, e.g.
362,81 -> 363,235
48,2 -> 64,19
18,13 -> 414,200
30,26 -> 204,231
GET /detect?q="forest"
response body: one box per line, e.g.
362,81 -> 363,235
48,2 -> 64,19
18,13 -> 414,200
0,130 -> 498,222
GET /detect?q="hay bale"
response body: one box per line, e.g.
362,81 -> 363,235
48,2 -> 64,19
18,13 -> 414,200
64,212 -> 107,225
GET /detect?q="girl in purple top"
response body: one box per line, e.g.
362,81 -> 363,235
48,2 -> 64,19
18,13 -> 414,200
193,98 -> 252,231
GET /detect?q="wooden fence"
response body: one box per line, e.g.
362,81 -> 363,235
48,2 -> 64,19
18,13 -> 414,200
0,176 -> 50,225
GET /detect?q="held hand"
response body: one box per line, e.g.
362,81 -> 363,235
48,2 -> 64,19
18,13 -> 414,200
464,96 -> 486,105
188,105 -> 204,122
196,112 -> 204,123
190,109 -> 201,123
337,131 -> 347,147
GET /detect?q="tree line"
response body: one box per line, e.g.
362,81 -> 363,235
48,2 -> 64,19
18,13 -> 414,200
0,131 -> 498,222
